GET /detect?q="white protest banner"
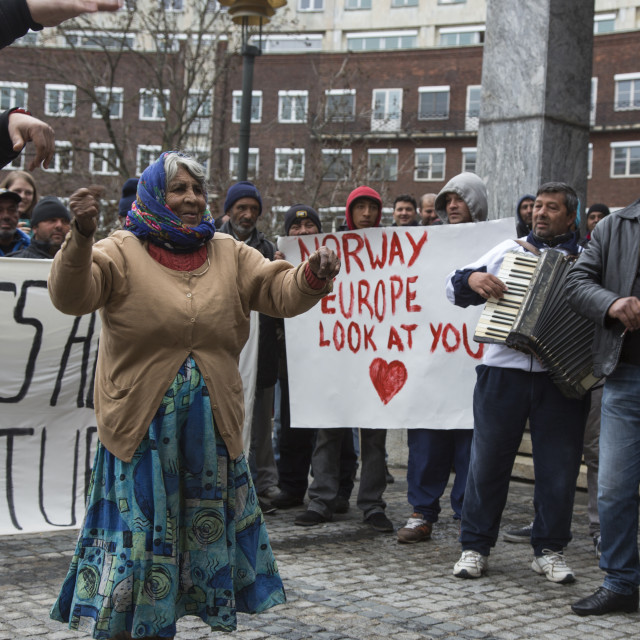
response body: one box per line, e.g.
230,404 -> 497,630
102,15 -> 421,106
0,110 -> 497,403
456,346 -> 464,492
0,257 -> 99,535
0,257 -> 259,535
279,218 -> 516,430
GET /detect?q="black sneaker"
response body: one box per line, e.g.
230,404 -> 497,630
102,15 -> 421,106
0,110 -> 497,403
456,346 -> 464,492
365,511 -> 394,533
258,498 -> 277,515
294,509 -> 330,526
503,521 -> 533,543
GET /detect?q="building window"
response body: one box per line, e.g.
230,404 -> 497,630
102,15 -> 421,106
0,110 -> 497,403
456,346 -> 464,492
162,0 -> 183,9
258,34 -> 323,52
43,141 -> 73,173
368,149 -> 398,181
418,86 -> 450,120
466,85 -> 481,130
137,145 -> 161,175
93,87 -> 123,119
139,89 -> 169,121
229,147 -> 259,180
232,90 -> 262,123
0,82 -> 28,110
439,25 -> 485,46
614,73 -> 640,111
325,89 -> 356,122
299,0 -> 323,10
13,32 -> 39,46
6,153 -> 24,170
347,30 -> 417,51
64,30 -> 135,50
322,149 -> 352,181
90,142 -> 120,175
414,148 -> 445,181
278,90 -> 308,123
371,88 -> 402,132
438,0 -> 465,3
391,0 -> 418,6
186,90 -> 212,136
462,147 -> 477,173
611,142 -> 640,178
45,84 -> 76,118
590,77 -> 597,126
275,148 -> 305,181
588,143 -> 593,180
345,0 -> 371,9
594,12 -> 615,34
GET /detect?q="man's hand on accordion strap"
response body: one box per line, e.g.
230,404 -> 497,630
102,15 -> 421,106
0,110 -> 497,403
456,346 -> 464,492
608,297 -> 640,332
468,272 -> 507,300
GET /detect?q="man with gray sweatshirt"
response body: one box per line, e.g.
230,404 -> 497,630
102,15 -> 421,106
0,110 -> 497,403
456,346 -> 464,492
398,173 -> 486,545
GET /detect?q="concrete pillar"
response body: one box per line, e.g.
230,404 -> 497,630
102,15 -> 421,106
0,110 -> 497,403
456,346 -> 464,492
477,0 -> 595,219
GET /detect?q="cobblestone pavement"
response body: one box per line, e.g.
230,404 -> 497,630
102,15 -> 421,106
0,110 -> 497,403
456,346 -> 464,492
0,473 -> 636,640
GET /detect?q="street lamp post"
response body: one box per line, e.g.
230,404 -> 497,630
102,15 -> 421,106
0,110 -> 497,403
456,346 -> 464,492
220,0 -> 287,181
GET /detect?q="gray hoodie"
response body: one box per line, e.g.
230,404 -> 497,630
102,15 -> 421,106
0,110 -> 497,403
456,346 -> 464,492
435,172 -> 488,223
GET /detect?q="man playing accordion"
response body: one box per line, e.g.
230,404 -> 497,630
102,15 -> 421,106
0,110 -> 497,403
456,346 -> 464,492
446,182 -> 589,584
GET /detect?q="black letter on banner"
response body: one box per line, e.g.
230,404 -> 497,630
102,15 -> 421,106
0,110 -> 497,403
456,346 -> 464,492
50,312 -> 97,408
38,427 -> 79,527
85,340 -> 98,410
85,426 -> 97,503
0,428 -> 35,530
0,280 -> 47,403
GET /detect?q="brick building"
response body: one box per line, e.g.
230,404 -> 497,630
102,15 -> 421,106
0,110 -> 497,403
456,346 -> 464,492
0,3 -> 639,233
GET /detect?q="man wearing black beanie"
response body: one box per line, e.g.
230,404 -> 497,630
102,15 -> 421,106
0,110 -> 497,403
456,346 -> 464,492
10,195 -> 70,258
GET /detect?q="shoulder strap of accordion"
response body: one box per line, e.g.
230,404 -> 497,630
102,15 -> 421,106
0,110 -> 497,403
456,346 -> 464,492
513,239 -> 542,256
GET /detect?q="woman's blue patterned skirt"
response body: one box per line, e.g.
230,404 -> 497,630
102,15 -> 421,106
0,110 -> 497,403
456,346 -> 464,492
50,357 -> 285,639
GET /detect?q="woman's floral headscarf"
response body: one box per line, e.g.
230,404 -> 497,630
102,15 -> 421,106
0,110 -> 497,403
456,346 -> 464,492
125,151 -> 215,252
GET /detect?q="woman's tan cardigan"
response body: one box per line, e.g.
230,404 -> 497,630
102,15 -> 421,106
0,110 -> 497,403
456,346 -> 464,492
49,226 -> 330,462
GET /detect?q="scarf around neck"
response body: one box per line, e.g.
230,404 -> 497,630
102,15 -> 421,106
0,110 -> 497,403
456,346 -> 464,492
125,151 -> 215,253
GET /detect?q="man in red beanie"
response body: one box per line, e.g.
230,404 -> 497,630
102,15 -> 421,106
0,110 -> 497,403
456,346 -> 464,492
295,186 -> 394,533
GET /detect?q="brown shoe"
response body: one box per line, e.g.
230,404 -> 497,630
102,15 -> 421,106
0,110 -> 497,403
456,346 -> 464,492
397,513 -> 432,543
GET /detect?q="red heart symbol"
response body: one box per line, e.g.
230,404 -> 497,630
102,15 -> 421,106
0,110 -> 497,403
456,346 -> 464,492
369,358 -> 408,405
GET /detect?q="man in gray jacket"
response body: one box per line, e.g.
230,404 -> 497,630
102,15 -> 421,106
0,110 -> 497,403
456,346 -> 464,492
566,200 -> 640,617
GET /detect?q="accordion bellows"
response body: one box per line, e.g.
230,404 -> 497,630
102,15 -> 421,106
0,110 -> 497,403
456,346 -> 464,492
474,249 -> 601,399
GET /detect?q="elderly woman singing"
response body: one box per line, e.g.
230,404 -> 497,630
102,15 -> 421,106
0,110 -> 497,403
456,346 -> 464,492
48,151 -> 339,640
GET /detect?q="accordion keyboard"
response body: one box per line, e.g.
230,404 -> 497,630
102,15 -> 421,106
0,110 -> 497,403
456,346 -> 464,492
473,252 -> 539,344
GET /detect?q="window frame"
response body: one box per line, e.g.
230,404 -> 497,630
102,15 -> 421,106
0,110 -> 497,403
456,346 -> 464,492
414,148 -> 446,181
139,88 -> 170,121
367,148 -> 399,181
610,141 -> 640,178
275,148 -> 305,181
137,144 -> 162,175
325,89 -> 356,122
229,147 -> 259,180
0,81 -> 28,111
418,85 -> 450,120
89,142 -> 120,176
371,88 -> 403,132
278,90 -> 309,124
232,90 -> 262,123
92,86 -> 124,120
42,141 -> 73,174
322,149 -> 353,181
614,73 -> 640,112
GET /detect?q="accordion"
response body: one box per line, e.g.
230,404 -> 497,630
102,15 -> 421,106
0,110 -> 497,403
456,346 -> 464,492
473,249 -> 600,399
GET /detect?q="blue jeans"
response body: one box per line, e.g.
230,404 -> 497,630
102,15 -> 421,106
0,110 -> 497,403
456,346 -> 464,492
599,363 -> 640,595
461,365 -> 588,556
407,429 -> 472,522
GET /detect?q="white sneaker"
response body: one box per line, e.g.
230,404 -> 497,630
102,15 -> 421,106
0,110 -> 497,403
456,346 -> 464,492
453,550 -> 488,579
531,549 -> 575,584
